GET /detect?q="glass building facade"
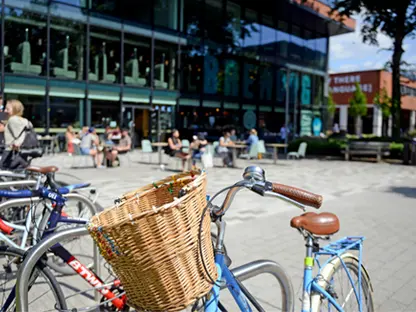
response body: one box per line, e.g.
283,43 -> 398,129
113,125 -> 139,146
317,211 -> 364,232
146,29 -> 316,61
0,0 -> 353,143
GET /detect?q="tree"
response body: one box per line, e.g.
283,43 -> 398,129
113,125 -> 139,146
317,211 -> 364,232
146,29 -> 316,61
332,0 -> 416,138
349,83 -> 368,135
373,88 -> 392,136
327,92 -> 337,129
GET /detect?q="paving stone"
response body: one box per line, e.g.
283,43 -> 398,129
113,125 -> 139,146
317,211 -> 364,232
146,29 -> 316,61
14,154 -> 416,311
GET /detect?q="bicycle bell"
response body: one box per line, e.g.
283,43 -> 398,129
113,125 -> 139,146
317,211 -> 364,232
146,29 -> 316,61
243,166 -> 265,182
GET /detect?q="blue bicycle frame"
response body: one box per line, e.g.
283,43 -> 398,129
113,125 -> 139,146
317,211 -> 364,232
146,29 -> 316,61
302,236 -> 365,312
0,183 -> 91,312
205,252 -> 253,312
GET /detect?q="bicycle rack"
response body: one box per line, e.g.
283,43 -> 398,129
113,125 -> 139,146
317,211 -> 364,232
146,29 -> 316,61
17,227 -> 100,311
0,180 -> 37,189
228,260 -> 295,312
17,226 -> 295,312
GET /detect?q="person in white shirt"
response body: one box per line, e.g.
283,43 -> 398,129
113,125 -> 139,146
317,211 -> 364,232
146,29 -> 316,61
217,130 -> 235,167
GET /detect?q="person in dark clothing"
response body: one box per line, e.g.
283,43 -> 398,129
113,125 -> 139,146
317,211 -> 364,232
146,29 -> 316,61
0,121 -> 5,154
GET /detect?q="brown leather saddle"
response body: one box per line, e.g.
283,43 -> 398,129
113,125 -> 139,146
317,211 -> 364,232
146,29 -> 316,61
290,212 -> 340,236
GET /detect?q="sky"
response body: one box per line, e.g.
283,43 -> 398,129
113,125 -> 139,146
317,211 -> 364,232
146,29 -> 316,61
329,15 -> 416,73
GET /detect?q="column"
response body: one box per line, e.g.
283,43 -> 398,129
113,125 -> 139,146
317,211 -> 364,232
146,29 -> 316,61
372,105 -> 382,136
410,111 -> 416,132
387,115 -> 393,137
339,105 -> 348,132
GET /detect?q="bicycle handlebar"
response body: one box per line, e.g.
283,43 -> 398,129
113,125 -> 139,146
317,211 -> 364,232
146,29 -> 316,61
211,166 -> 322,217
271,183 -> 322,209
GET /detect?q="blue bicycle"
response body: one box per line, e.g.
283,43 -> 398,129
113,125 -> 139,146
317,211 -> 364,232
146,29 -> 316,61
203,166 -> 373,311
0,166 -> 104,312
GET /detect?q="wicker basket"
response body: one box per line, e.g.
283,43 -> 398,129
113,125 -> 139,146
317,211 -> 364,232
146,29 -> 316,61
88,170 -> 217,312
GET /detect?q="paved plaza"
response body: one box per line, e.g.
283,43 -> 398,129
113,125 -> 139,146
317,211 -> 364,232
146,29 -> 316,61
28,152 -> 416,311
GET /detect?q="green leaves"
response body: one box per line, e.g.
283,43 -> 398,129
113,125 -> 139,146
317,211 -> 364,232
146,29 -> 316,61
327,92 -> 336,116
374,88 -> 392,118
349,83 -> 368,117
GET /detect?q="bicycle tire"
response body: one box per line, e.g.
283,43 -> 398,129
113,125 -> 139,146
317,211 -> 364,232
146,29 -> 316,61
311,253 -> 374,312
45,190 -> 100,276
0,245 -> 67,312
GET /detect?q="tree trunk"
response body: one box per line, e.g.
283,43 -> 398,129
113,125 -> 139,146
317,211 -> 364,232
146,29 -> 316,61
355,116 -> 362,136
391,3 -> 407,139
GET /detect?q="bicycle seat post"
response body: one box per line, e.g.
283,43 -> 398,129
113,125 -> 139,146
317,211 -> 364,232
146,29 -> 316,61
35,174 -> 43,190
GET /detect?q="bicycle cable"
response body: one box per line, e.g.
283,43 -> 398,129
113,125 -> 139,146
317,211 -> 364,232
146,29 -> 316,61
198,184 -> 237,287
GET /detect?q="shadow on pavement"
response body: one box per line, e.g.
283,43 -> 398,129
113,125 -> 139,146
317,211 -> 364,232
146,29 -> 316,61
389,186 -> 416,199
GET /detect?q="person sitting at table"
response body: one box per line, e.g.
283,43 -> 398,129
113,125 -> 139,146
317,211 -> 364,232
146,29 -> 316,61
230,128 -> 237,142
167,129 -> 191,172
65,125 -> 76,155
217,129 -> 234,167
245,128 -> 259,152
190,133 -> 208,168
106,128 -> 132,167
80,127 -> 104,168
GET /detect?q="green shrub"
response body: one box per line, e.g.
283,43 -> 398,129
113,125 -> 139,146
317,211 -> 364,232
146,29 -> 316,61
289,137 -> 404,159
288,137 -> 343,156
389,142 -> 404,159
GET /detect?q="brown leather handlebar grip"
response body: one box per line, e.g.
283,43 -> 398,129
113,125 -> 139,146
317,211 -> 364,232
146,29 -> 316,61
272,183 -> 323,208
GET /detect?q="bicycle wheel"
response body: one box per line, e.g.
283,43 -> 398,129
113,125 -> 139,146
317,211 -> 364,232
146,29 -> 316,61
44,196 -> 101,276
311,253 -> 374,312
0,245 -> 67,312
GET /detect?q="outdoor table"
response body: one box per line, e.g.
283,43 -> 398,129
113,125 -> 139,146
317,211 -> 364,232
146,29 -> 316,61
230,144 -> 247,168
38,136 -> 55,155
266,143 -> 288,164
152,142 -> 168,165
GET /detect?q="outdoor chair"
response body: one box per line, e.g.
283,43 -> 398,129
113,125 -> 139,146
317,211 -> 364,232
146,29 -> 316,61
287,142 -> 307,159
239,143 -> 258,160
141,140 -> 153,163
182,140 -> 190,153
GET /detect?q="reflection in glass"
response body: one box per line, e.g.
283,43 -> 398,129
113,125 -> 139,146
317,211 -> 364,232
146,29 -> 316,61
54,0 -> 85,7
301,74 -> 311,105
276,69 -> 286,102
89,26 -> 121,83
259,66 -> 273,101
50,97 -> 81,128
316,36 -> 327,70
289,72 -> 299,105
50,17 -> 86,80
276,21 -> 289,58
181,39 -> 203,93
91,100 -> 120,128
289,25 -> 303,62
225,1 -> 242,54
124,32 -> 151,87
123,0 -> 152,25
183,0 -> 203,37
314,76 -> 324,106
224,59 -> 239,97
260,15 -> 276,63
203,42 -> 222,95
304,30 -> 316,67
91,0 -> 151,25
6,94 -> 46,127
4,8 -> 47,76
242,9 -> 260,59
154,41 -> 178,90
204,0 -> 224,43
154,0 -> 178,29
243,62 -> 258,99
